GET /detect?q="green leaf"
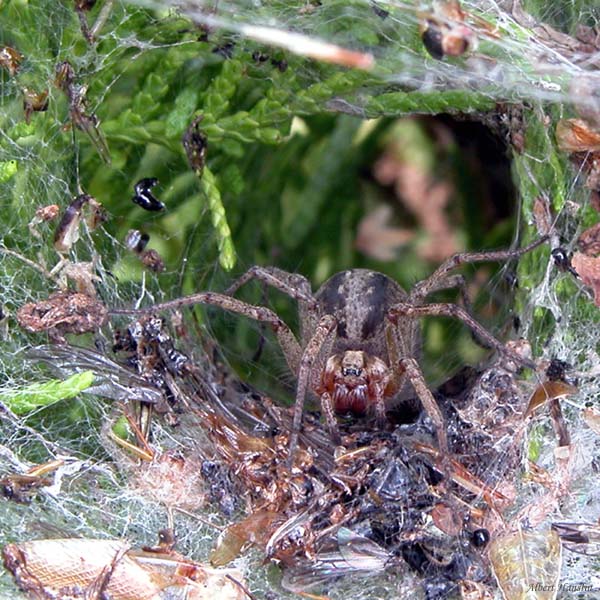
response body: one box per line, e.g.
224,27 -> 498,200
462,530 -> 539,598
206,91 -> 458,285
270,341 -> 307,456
0,160 -> 18,183
0,371 -> 95,415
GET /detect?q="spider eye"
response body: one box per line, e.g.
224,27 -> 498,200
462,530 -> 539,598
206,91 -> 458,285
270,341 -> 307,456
342,367 -> 361,377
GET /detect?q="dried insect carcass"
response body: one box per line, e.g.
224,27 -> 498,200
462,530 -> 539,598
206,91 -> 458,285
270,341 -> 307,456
0,459 -> 63,504
125,230 -> 165,273
54,193 -> 107,254
54,61 -> 110,163
183,116 -> 208,177
28,204 -> 59,239
22,87 -> 49,124
2,538 -> 248,600
17,290 -> 107,343
419,0 -> 491,59
0,46 -> 23,76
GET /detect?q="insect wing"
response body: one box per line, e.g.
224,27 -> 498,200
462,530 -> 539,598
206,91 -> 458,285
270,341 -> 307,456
552,522 -> 600,556
282,528 -> 391,592
28,345 -> 164,405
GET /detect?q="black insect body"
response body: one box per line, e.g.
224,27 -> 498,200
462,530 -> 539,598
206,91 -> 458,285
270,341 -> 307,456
421,22 -> 445,59
125,229 -> 150,254
132,178 -> 164,212
471,528 -> 490,548
551,247 -> 578,277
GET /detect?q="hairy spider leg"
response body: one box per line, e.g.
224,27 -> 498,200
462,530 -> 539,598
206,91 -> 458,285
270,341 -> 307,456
111,292 -> 304,376
225,265 -> 317,310
225,265 -> 319,364
410,236 -> 548,303
225,266 -> 342,460
384,319 -> 447,452
389,301 -> 536,370
399,357 -> 448,452
289,314 -> 337,465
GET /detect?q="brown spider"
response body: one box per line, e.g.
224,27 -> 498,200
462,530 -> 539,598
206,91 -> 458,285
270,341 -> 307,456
112,237 -> 546,462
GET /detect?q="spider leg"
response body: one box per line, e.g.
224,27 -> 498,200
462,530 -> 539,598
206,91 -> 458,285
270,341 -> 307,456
425,273 -> 471,307
410,236 -> 548,303
385,318 -> 447,451
389,301 -> 536,369
373,384 -> 387,430
111,292 -> 303,375
225,266 -> 318,363
225,265 -> 317,310
288,314 -> 337,465
419,272 -> 494,349
320,391 -> 341,445
398,357 -> 448,453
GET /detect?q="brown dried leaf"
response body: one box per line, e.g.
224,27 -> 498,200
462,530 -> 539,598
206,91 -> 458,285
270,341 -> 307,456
578,223 -> 600,256
211,510 -> 283,566
556,119 -> 600,153
489,529 -> 561,600
571,252 -> 600,305
16,290 -> 108,340
526,381 -> 577,416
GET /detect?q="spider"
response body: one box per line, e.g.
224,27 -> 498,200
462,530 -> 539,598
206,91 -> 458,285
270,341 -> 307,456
112,237 -> 546,462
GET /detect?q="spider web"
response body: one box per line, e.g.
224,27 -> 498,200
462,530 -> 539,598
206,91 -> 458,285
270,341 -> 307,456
1,1 -> 600,598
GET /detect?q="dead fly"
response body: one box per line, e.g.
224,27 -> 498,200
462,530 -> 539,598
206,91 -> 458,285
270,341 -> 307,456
54,193 -> 106,254
16,290 -> 107,343
419,0 -> 495,59
132,177 -> 165,212
0,46 -> 23,76
551,246 -> 578,277
22,87 -> 49,124
281,528 -> 394,592
183,116 -> 208,176
28,344 -> 164,408
111,238 -> 546,464
125,229 -> 150,254
552,522 -> 600,555
125,229 -> 165,273
54,61 -> 110,163
0,459 -> 63,504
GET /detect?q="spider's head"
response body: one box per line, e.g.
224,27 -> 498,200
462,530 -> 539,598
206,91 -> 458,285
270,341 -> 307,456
340,350 -> 367,382
318,350 -> 389,415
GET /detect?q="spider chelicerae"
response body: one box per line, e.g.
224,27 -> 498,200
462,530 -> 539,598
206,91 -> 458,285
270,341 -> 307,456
113,237 -> 546,462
